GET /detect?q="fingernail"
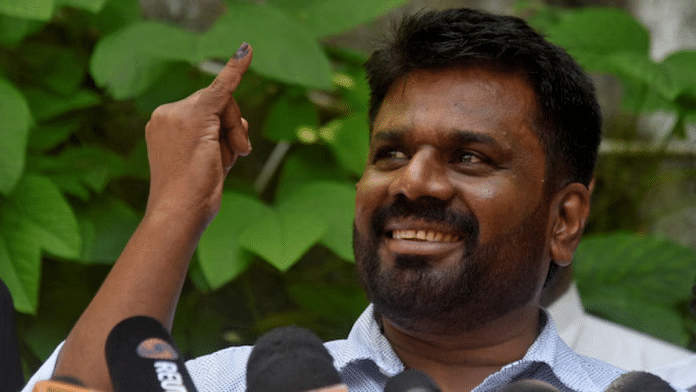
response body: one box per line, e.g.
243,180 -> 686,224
234,42 -> 250,60
246,138 -> 252,152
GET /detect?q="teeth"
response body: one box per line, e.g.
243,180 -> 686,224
391,230 -> 460,243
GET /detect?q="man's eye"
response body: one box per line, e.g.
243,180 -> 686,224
456,151 -> 485,164
376,149 -> 407,161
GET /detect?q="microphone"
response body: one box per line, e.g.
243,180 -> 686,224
385,369 -> 441,392
605,371 -> 676,392
501,380 -> 561,391
105,315 -> 198,392
246,325 -> 347,392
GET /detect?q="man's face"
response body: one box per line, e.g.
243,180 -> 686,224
353,67 -> 553,334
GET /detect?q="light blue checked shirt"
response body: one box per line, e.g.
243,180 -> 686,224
24,305 -> 634,392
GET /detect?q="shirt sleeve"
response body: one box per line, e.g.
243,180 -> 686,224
21,341 -> 64,392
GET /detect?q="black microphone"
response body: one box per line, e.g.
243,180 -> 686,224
605,371 -> 676,392
384,369 -> 441,392
501,380 -> 561,391
105,315 -> 198,392
246,325 -> 348,392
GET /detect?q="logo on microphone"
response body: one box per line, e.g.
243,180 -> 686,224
137,337 -> 179,360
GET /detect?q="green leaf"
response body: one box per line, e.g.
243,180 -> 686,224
21,87 -> 101,122
238,207 -> 328,271
27,120 -> 80,152
288,283 -> 366,321
201,2 -> 332,89
0,175 -> 81,313
0,78 -> 31,195
135,62 -> 214,115
546,8 -> 650,58
661,50 -> 696,96
26,146 -> 126,199
277,0 -> 408,38
603,53 -> 679,102
275,145 -> 352,199
580,286 -> 690,346
0,0 -> 54,21
90,22 -> 197,99
277,181 -> 355,261
322,114 -> 369,176
56,0 -> 107,13
197,192 -> 271,289
76,196 -> 140,264
575,233 -> 696,307
16,42 -> 87,95
0,14 -> 43,47
262,92 -> 319,142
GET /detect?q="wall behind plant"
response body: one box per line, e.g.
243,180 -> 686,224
1,0 -> 695,378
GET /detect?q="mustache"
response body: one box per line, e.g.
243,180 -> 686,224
370,195 -> 479,244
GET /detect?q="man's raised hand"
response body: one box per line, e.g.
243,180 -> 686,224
144,43 -> 253,226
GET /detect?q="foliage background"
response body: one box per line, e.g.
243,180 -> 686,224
1,0 -> 695,379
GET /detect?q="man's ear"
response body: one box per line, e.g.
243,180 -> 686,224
549,182 -> 591,267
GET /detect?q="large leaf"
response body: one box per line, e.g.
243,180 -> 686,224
238,207 -> 328,272
0,78 -> 31,195
322,114 -> 369,176
0,175 -> 81,313
21,87 -> 101,122
274,0 -> 408,38
262,91 -> 319,142
575,233 -> 696,306
545,8 -> 650,59
197,192 -> 271,289
77,196 -> 140,264
580,285 -> 690,346
0,14 -> 43,47
275,145 -> 352,199
26,146 -> 127,200
661,51 -> 696,97
201,2 -> 332,90
56,0 -> 107,13
90,22 -> 197,99
0,0 -> 54,20
17,42 -> 87,95
276,181 -> 355,261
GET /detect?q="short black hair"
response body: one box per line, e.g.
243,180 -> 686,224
365,8 -> 601,191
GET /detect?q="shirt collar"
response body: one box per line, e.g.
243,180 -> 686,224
331,304 -> 623,391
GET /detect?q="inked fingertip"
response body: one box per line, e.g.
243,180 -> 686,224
234,42 -> 250,60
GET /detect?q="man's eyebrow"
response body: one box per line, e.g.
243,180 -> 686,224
372,128 -> 504,150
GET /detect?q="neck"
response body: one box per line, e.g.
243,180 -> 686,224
381,303 -> 542,392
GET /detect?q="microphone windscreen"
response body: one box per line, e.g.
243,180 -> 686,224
105,315 -> 198,392
385,369 -> 441,392
501,380 -> 561,392
246,326 -> 343,392
605,371 -> 675,392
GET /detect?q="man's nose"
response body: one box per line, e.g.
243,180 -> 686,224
388,147 -> 455,202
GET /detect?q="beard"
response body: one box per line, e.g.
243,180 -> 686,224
353,195 -> 549,335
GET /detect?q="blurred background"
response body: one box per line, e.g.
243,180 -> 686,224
0,0 -> 695,380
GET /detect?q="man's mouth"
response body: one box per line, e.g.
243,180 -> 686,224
390,229 -> 460,243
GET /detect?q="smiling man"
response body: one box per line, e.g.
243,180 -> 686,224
23,7 -> 638,392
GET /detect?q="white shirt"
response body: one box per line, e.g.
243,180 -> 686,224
23,305 -> 631,392
546,282 -> 694,371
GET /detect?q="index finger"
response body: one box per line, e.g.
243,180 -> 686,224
199,42 -> 253,110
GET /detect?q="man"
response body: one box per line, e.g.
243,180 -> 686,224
24,8 -> 632,392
